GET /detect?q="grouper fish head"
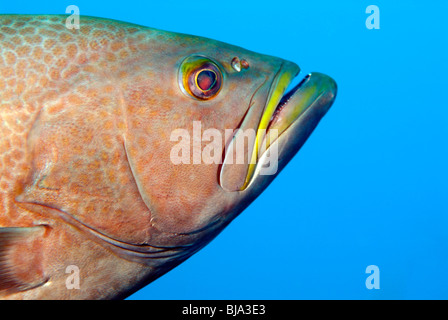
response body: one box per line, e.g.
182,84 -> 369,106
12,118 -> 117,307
0,15 -> 336,299
121,30 -> 337,240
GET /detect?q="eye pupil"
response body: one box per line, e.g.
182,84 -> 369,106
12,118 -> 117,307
196,69 -> 217,92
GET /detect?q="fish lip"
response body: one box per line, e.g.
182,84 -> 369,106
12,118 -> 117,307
218,62 -> 336,193
241,70 -> 337,190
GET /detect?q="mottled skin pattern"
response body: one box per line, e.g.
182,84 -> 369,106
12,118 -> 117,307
0,15 -> 336,299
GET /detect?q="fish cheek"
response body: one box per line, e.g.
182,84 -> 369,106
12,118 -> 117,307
16,103 -> 153,245
121,100 -> 233,235
123,123 -> 219,234
120,71 -> 252,234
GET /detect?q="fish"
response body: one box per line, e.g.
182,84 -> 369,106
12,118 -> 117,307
0,14 -> 337,299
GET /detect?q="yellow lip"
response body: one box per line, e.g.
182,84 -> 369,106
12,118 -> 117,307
239,71 -> 337,191
240,65 -> 298,190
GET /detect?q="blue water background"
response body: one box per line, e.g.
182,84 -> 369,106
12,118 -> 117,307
2,0 -> 447,299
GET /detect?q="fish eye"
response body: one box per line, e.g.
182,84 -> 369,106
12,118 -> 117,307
179,56 -> 223,100
196,69 -> 217,92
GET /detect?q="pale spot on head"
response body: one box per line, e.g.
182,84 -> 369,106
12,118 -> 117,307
59,32 -> 73,43
17,47 -> 31,60
89,40 -> 100,51
39,28 -> 57,37
25,34 -> 43,45
49,68 -> 60,81
52,45 -> 64,57
2,67 -> 14,78
32,46 -> 43,60
18,27 -> 35,35
111,41 -> 125,52
4,51 -> 17,64
10,35 -> 22,45
1,26 -> 17,35
43,38 -> 56,50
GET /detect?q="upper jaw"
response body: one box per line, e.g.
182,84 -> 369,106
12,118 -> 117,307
263,71 -> 337,149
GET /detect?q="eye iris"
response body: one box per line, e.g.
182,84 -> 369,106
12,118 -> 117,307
196,69 -> 217,92
180,57 -> 222,100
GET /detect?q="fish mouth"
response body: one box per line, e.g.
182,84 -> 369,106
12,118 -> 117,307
219,64 -> 337,192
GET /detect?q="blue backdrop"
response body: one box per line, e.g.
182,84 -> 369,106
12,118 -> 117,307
2,0 -> 447,299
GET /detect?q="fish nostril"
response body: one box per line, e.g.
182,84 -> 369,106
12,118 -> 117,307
240,59 -> 249,70
231,57 -> 241,72
231,57 -> 249,72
